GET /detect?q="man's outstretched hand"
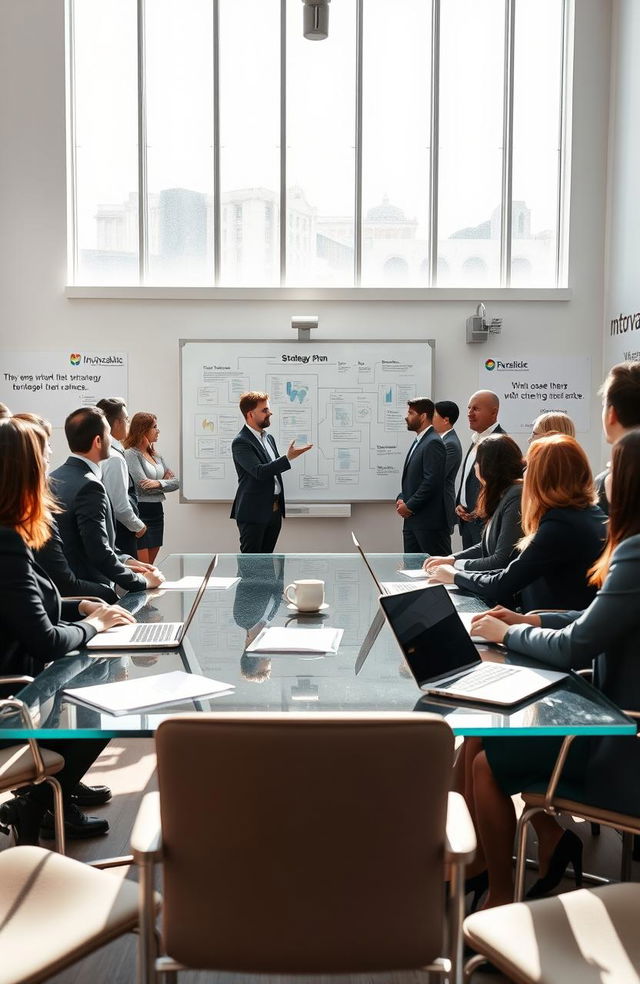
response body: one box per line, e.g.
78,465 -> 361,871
287,440 -> 313,460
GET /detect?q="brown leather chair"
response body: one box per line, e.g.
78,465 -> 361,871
0,844 -> 143,984
463,882 -> 640,983
0,677 -> 66,853
132,712 -> 476,984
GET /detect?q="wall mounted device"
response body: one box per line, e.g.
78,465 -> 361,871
302,0 -> 330,40
465,303 -> 503,344
290,314 -> 318,342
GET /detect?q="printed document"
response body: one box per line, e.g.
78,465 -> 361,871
64,670 -> 234,715
246,626 -> 344,655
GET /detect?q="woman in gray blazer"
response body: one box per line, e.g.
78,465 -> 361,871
468,430 -> 640,908
124,413 -> 179,564
424,433 -> 524,574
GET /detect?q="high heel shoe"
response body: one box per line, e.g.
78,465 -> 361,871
526,829 -> 583,899
0,795 -> 45,846
465,870 -> 489,912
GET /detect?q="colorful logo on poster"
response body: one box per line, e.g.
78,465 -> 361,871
484,358 -> 496,371
70,353 -> 81,366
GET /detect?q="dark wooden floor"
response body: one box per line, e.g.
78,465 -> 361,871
2,739 -> 637,983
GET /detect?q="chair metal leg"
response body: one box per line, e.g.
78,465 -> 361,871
621,831 -> 633,882
44,775 -> 66,855
514,806 -> 542,901
448,860 -> 466,984
137,860 -> 159,984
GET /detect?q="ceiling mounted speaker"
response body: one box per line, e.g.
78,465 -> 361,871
302,0 -> 330,40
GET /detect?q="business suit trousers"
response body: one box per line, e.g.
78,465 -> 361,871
5,738 -> 110,805
237,506 -> 282,554
403,527 -> 452,556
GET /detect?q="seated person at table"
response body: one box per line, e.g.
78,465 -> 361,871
424,434 -> 524,574
428,435 -> 606,612
50,406 -> 163,595
0,416 -> 136,843
467,429 -> 640,908
14,413 -> 117,603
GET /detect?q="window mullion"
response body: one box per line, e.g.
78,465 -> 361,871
213,0 -> 221,285
136,0 -> 148,283
354,0 -> 363,286
428,0 -> 440,287
279,0 -> 287,286
500,0 -> 515,287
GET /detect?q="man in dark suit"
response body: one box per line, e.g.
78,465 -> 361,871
432,400 -> 462,554
50,407 -> 163,593
230,391 -> 312,553
455,390 -> 505,548
396,397 -> 448,555
594,360 -> 640,514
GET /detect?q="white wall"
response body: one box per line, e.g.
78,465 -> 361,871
604,0 -> 640,372
0,0 -> 612,553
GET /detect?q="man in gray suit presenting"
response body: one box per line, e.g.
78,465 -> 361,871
396,398 -> 448,555
432,400 -> 462,555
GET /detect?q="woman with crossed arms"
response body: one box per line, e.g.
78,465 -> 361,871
467,429 -> 640,908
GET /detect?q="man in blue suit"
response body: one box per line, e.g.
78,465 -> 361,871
231,391 -> 312,553
396,398 -> 448,555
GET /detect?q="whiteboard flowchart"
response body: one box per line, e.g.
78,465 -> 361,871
180,340 -> 434,502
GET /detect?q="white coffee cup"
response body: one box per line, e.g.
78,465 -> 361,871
283,579 -> 325,612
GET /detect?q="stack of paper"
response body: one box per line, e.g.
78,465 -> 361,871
64,670 -> 234,716
397,568 -> 429,579
158,576 -> 240,590
246,626 -> 343,655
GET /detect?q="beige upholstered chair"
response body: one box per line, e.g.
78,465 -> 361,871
0,844 -> 143,984
513,710 -> 640,899
0,677 -> 66,853
132,712 -> 476,984
463,882 -> 640,983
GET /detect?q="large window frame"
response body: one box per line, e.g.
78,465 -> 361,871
66,0 -> 574,296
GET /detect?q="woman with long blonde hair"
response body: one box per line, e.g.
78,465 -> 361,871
469,430 -> 640,908
429,434 -> 606,611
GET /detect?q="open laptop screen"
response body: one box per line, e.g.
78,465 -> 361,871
380,586 -> 480,686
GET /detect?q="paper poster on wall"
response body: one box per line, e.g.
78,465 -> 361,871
479,355 -> 591,434
0,351 -> 128,427
605,308 -> 640,369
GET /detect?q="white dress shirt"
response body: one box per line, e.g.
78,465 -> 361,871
247,424 -> 281,495
404,424 -> 432,467
101,438 -> 145,533
459,421 -> 500,508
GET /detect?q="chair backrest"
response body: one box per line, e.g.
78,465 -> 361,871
155,711 -> 453,973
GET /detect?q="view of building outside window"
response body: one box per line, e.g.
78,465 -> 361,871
71,0 -> 566,288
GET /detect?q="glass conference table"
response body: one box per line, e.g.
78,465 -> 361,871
1,552 -> 634,741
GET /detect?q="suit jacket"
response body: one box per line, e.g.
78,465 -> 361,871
49,456 -> 146,593
505,534 -> 640,815
230,426 -> 291,525
398,427 -> 447,531
441,429 -> 463,532
456,423 -> 506,516
454,505 -> 607,611
0,526 -> 98,676
453,482 -> 523,572
34,516 -> 118,603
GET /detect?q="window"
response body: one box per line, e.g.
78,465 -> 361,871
69,0 -> 569,288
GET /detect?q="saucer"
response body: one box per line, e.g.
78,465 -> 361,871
286,602 -> 329,614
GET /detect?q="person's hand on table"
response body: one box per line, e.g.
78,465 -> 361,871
471,606 -> 541,629
426,564 -> 456,585
81,602 -> 136,633
423,555 -> 454,571
143,570 -> 164,589
467,614 -> 511,645
395,499 -> 413,519
79,600 -> 133,619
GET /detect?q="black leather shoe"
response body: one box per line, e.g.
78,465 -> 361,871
39,802 -> 109,840
70,781 -> 112,807
0,796 -> 45,845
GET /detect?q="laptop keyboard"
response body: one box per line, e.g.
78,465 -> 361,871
443,663 -> 515,694
130,622 -> 179,643
455,595 -> 490,614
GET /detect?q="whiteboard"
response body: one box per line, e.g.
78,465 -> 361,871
180,340 -> 434,503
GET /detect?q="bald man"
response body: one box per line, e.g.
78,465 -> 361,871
455,390 -> 505,548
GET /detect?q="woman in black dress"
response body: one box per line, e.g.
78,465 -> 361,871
469,430 -> 640,908
0,416 -> 134,843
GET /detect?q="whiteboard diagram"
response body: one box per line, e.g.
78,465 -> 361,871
180,340 -> 434,502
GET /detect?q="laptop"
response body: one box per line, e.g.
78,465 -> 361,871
379,585 -> 566,706
86,556 -> 217,650
351,531 -> 431,595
